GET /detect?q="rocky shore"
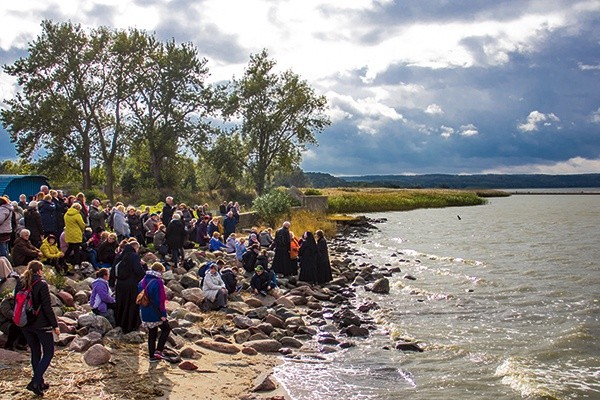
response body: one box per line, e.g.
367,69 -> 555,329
0,216 -> 423,399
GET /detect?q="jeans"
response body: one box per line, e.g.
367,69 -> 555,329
148,320 -> 171,357
0,241 -> 8,257
22,327 -> 55,385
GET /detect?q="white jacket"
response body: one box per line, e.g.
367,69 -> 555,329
202,272 -> 225,302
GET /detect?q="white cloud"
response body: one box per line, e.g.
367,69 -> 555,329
459,124 -> 479,136
440,125 -> 454,138
518,110 -> 561,132
425,104 -> 444,115
590,108 -> 600,124
578,62 -> 600,71
482,157 -> 600,174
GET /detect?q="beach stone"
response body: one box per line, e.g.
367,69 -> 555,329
178,361 -> 198,371
254,294 -> 277,307
90,315 -> 113,335
312,291 -> 331,301
396,341 -> 424,352
0,277 -> 17,295
104,327 -> 123,340
318,336 -> 340,346
180,273 -> 200,289
249,332 -> 270,341
275,296 -> 296,309
167,281 -> 185,295
69,336 -> 92,352
244,297 -> 264,308
357,301 -> 379,312
0,348 -> 28,363
180,347 -> 202,360
171,308 -> 189,320
332,309 -> 361,328
297,326 -> 317,335
234,330 -> 252,344
58,320 -> 76,334
57,290 -> 75,307
286,295 -> 307,306
245,306 -> 268,320
184,312 -> 204,323
256,323 -> 274,336
319,345 -> 338,353
243,339 -> 282,353
227,301 -> 251,315
241,346 -> 258,356
195,339 -> 241,354
307,302 -> 322,310
181,288 -> 205,304
162,270 -> 175,282
165,301 -> 180,314
253,375 -> 277,392
319,324 -> 338,333
352,276 -> 366,286
233,315 -> 256,329
85,331 -> 104,346
285,316 -> 305,327
213,335 -> 231,343
265,314 -> 285,329
183,302 -> 201,313
339,341 -> 355,349
122,331 -> 145,344
343,325 -> 369,337
403,274 -> 417,281
371,278 -> 390,294
74,290 -> 89,304
56,333 -> 76,346
279,337 -> 303,349
329,276 -> 348,286
83,344 -> 111,366
77,313 -> 96,328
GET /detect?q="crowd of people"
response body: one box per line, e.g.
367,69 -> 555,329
0,187 -> 333,396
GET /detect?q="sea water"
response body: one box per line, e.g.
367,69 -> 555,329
275,195 -> 600,399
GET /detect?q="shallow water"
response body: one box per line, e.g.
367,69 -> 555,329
275,195 -> 600,400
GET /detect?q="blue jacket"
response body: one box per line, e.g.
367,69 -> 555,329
138,272 -> 167,323
38,200 -> 57,233
209,237 -> 226,252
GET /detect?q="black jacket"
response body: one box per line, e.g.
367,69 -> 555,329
16,276 -> 58,330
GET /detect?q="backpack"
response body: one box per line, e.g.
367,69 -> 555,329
183,258 -> 195,271
13,279 -> 41,327
197,262 -> 214,279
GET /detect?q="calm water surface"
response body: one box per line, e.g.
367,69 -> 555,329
275,195 -> 600,400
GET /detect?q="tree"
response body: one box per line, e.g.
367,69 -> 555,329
1,21 -> 98,189
226,50 -> 330,195
126,37 -> 216,189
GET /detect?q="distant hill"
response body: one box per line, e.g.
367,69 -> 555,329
305,172 -> 600,189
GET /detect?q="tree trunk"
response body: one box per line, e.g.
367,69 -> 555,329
150,149 -> 163,188
105,159 -> 114,203
82,145 -> 92,190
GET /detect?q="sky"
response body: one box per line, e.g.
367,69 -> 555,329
0,0 -> 599,176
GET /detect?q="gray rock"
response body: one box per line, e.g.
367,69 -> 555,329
104,327 -> 123,340
90,315 -> 113,335
352,276 -> 366,286
234,330 -> 252,344
180,346 -> 202,360
77,313 -> 96,328
285,316 -> 305,328
343,325 -> 369,337
184,312 -> 204,323
371,278 -> 390,294
253,375 -> 277,392
122,331 -> 145,344
243,339 -> 282,353
275,296 -> 296,309
181,288 -> 205,304
69,336 -> 92,352
56,333 -> 77,347
264,314 -> 285,329
279,337 -> 303,349
395,341 -> 424,352
233,315 -> 256,329
245,306 -> 268,320
83,344 -> 111,366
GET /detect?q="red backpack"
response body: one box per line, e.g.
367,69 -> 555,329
13,279 -> 41,327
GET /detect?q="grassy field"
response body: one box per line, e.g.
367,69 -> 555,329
323,188 -> 488,213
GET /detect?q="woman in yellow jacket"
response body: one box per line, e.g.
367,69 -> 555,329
63,203 -> 85,269
40,234 -> 67,274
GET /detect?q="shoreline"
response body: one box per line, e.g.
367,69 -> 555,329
0,217 -> 394,400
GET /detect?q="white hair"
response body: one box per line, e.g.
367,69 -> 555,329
20,229 -> 30,238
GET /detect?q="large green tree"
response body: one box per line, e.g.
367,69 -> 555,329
226,50 -> 330,195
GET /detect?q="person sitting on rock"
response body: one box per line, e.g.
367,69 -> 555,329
209,232 -> 227,252
11,229 -> 43,267
250,265 -> 276,297
241,244 -> 260,273
259,228 -> 274,248
255,249 -> 269,270
90,268 -> 116,326
0,255 -> 17,284
39,234 -> 67,274
201,263 -> 228,310
219,262 -> 240,294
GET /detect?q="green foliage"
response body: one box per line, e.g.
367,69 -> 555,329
326,189 -> 487,213
252,189 -> 294,227
43,267 -> 65,290
226,49 -> 330,195
303,188 -> 323,196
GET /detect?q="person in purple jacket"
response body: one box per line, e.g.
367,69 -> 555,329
138,262 -> 170,362
89,268 -> 116,326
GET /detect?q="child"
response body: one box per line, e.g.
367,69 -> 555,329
89,268 -> 116,326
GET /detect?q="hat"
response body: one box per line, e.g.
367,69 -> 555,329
150,213 -> 157,217
255,266 -> 264,271
203,215 -> 210,219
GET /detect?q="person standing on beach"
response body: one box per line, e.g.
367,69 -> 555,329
272,221 -> 292,276
315,230 -> 333,284
139,262 -> 170,362
298,231 -> 318,284
18,260 -> 59,396
111,241 -> 145,333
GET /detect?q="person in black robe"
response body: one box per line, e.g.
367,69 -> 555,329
271,222 -> 291,276
315,230 -> 333,284
110,242 -> 145,334
298,231 -> 318,284
166,213 -> 186,267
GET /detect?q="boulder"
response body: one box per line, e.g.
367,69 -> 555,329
342,325 -> 369,337
275,296 -> 296,309
318,336 -> 340,346
167,281 -> 185,295
286,295 -> 307,306
279,337 -> 303,349
243,339 -> 282,353
253,375 -> 277,392
285,316 -> 305,328
180,347 -> 202,360
74,290 -> 89,305
183,302 -> 201,313
57,291 -> 75,307
181,288 -> 205,304
241,347 -> 258,356
0,348 -> 28,363
352,276 -> 366,286
371,278 -> 390,294
56,333 -> 77,347
244,297 -> 264,308
234,330 -> 252,344
248,332 -> 270,341
264,314 -> 285,329
77,313 -> 96,328
83,344 -> 111,366
180,273 -> 200,289
69,336 -> 92,352
90,315 -> 113,335
245,306 -> 269,320
104,327 -> 123,340
233,315 -> 256,329
256,323 -> 274,336
195,339 -> 241,354
403,274 -> 417,281
178,361 -> 198,371
122,331 -> 145,344
184,312 -> 204,323
395,341 -> 423,352
165,301 -> 180,314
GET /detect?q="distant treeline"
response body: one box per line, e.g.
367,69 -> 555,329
305,172 -> 600,189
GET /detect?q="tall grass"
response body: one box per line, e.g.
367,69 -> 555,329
324,188 -> 487,213
276,209 -> 337,239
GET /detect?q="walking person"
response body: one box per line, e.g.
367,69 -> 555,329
110,241 -> 145,333
315,230 -> 333,284
139,262 -> 171,362
18,260 -> 59,396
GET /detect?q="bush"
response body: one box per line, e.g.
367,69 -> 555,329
303,188 -> 323,196
252,189 -> 294,227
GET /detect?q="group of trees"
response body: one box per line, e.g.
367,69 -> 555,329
1,21 -> 330,202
